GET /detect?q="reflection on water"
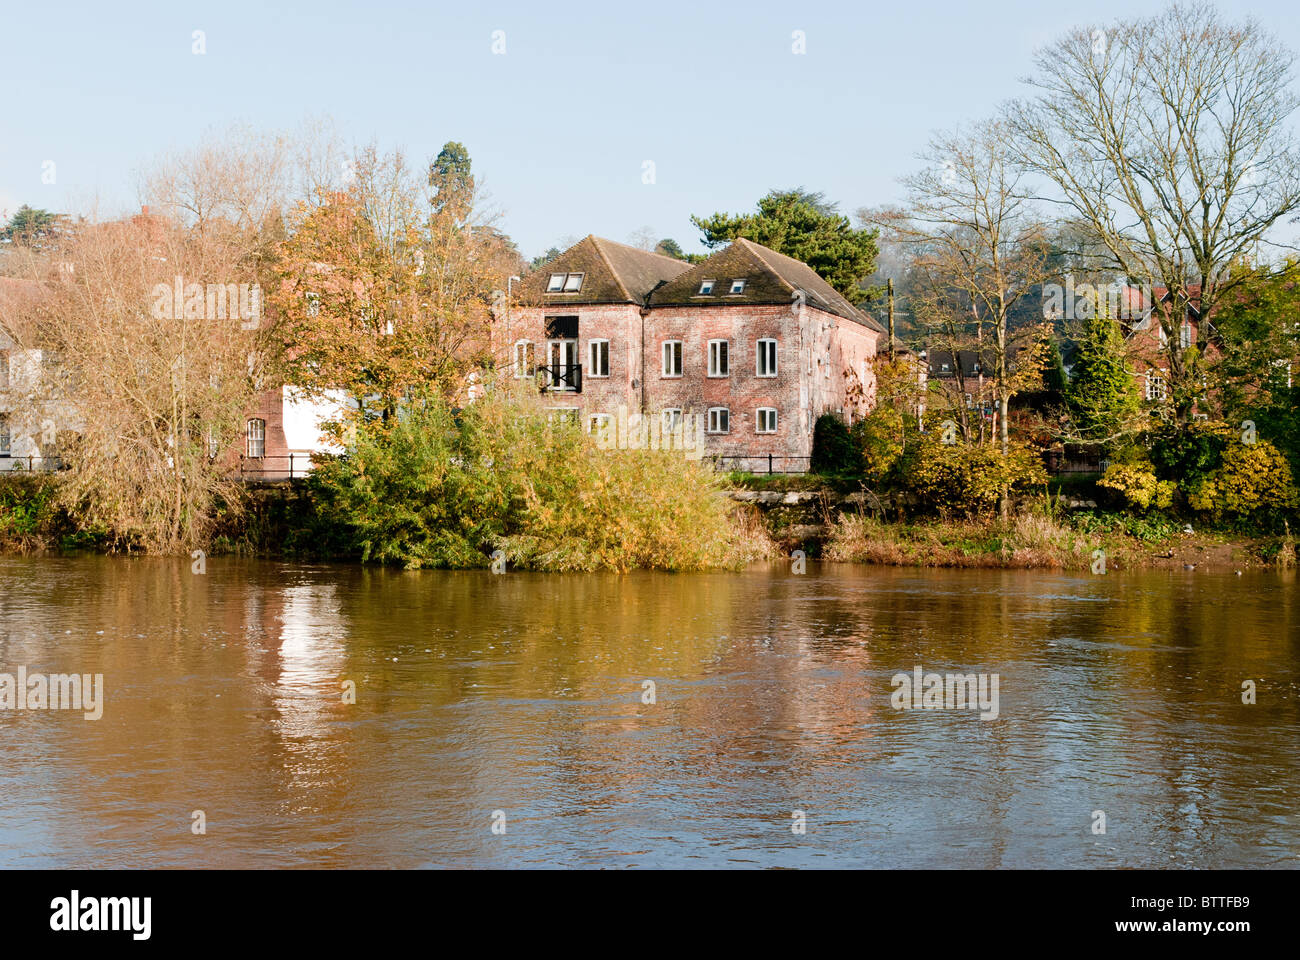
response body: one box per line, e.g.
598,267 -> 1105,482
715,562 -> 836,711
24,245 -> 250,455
0,556 -> 1297,868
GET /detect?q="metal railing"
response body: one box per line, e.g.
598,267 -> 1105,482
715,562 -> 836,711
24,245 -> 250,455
536,362 -> 582,393
708,454 -> 812,475
237,454 -> 313,480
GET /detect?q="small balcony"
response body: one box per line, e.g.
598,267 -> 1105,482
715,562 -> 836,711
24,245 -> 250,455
537,362 -> 582,393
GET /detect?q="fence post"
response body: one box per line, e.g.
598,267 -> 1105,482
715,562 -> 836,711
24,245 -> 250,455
768,453 -> 773,475
289,453 -> 294,479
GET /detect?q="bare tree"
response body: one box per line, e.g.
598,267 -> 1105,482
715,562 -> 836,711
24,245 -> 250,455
866,120 -> 1056,464
1007,1 -> 1300,420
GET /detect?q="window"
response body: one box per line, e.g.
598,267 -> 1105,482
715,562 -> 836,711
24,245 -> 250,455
548,272 -> 584,292
756,338 -> 777,377
513,340 -> 534,378
0,415 -> 9,456
1145,369 -> 1167,401
756,408 -> 778,433
661,408 -> 682,434
1180,322 -> 1193,349
588,413 -> 612,436
698,280 -> 715,295
707,407 -> 730,434
729,279 -> 746,294
588,338 -> 609,378
708,339 -> 729,377
662,340 -> 683,377
246,418 -> 266,458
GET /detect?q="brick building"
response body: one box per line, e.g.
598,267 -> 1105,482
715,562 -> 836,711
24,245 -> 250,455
505,235 -> 884,468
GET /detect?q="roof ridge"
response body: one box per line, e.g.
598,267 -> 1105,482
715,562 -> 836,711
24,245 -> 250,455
732,238 -> 797,295
592,235 -> 690,266
587,236 -> 634,302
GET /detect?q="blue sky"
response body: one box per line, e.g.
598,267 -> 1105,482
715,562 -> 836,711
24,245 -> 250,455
3,0 -> 1298,258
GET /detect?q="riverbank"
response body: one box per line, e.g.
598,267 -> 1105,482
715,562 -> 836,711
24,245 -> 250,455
3,473 -> 1294,572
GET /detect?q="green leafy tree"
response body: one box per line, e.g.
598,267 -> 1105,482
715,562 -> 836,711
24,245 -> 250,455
654,238 -> 686,260
428,141 -> 474,221
692,188 -> 879,301
1066,312 -> 1141,447
2,205 -> 63,247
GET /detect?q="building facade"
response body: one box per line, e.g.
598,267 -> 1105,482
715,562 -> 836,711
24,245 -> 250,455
506,236 -> 884,468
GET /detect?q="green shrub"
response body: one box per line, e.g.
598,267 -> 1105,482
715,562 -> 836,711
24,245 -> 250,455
1185,439 -> 1298,519
810,414 -> 856,474
1097,460 -> 1175,513
897,437 -> 1049,516
299,385 -> 771,571
849,405 -> 904,484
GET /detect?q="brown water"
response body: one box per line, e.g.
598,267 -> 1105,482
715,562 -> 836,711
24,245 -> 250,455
0,555 -> 1297,868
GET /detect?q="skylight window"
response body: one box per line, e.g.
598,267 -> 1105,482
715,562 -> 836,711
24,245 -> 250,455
730,279 -> 746,294
698,280 -> 715,295
547,272 -> 584,293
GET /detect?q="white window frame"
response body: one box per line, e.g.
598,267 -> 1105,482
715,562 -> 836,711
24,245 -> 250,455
1145,369 -> 1167,401
756,338 -> 777,377
588,338 -> 610,378
706,407 -> 730,434
247,418 -> 266,459
0,415 -> 10,456
698,279 -> 715,295
708,339 -> 729,378
563,272 -> 584,292
756,407 -> 778,434
661,408 -> 682,434
662,340 -> 683,377
729,279 -> 746,294
546,273 -> 565,292
513,340 -> 534,378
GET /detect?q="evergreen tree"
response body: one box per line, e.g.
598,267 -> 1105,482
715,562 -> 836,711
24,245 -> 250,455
1066,310 -> 1141,447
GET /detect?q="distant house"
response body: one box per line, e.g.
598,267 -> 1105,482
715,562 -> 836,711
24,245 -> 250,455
1122,286 -> 1216,407
505,235 -> 884,467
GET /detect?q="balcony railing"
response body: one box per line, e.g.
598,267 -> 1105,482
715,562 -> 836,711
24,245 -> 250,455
536,362 -> 582,393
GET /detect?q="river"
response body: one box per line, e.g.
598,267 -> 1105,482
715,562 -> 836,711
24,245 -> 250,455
1,556 -> 1296,868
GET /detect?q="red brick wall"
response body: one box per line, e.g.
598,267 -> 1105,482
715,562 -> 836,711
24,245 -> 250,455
504,301 -> 880,465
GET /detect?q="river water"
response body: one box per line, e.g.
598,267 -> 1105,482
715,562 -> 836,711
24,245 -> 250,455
1,556 -> 1296,868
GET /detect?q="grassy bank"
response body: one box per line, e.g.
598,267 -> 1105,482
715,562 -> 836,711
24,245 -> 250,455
822,509 -> 1293,571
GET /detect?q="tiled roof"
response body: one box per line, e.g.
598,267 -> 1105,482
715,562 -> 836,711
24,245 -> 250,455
519,235 -> 691,306
648,238 -> 883,331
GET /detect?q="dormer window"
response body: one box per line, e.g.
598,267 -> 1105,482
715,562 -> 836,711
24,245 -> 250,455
698,280 -> 715,295
729,279 -> 746,294
547,272 -> 584,293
